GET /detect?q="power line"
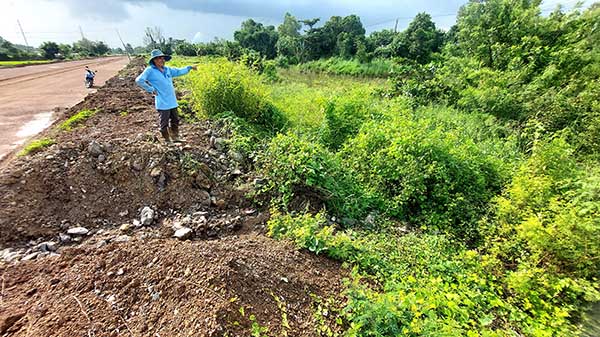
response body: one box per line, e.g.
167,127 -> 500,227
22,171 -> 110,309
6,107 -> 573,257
365,13 -> 456,28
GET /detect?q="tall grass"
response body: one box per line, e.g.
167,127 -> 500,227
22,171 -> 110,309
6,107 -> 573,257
297,57 -> 398,78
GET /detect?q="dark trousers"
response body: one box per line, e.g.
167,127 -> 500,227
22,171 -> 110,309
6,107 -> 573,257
158,108 -> 179,133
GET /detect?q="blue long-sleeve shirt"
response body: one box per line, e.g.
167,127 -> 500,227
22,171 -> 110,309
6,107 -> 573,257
135,65 -> 192,110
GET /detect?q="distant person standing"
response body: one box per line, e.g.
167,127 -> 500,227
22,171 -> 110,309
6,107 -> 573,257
135,49 -> 197,143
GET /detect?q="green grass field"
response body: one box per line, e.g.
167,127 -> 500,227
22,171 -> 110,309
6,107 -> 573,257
0,60 -> 54,67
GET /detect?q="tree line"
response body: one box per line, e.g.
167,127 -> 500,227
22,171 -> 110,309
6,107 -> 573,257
171,11 -> 446,66
0,36 -> 117,61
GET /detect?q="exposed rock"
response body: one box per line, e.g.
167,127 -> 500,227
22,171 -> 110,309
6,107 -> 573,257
2,249 -> 23,263
214,138 -> 226,151
113,235 -> 131,243
67,227 -> 89,236
22,252 -> 39,261
140,207 -> 155,226
88,141 -> 104,157
150,167 -> 162,178
194,171 -> 212,189
130,159 -> 144,171
198,190 -> 211,207
59,233 -> 72,243
174,227 -> 193,240
36,241 -> 57,252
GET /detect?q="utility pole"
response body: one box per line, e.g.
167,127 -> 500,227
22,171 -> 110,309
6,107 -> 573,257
116,29 -> 131,60
17,20 -> 29,47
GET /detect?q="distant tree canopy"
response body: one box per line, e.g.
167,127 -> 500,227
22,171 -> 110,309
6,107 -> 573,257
72,39 -> 110,57
40,41 -> 60,59
0,36 -> 38,61
234,19 -> 279,59
227,12 -> 445,64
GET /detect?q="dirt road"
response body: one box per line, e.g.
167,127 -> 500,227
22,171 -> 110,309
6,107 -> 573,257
0,56 -> 130,159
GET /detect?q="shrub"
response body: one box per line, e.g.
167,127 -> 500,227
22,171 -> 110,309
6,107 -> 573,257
298,57 -> 397,78
318,90 -> 379,150
491,136 -> 600,280
340,107 -> 517,242
483,136 -> 600,335
184,59 -> 287,132
260,133 -> 373,219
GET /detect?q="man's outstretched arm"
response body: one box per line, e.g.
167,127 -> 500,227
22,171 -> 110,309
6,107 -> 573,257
170,65 -> 197,78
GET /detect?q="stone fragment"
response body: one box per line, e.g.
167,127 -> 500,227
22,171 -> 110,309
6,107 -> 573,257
174,227 -> 193,240
140,207 -> 155,226
88,141 -> 104,157
67,227 -> 89,235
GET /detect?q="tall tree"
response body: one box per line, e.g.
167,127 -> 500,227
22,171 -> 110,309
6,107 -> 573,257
234,19 -> 279,59
278,13 -> 302,37
143,26 -> 173,54
40,41 -> 60,59
277,13 -> 305,63
455,0 -> 542,68
402,12 -> 444,63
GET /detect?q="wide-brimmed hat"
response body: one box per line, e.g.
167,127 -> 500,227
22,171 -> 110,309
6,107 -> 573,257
148,49 -> 171,65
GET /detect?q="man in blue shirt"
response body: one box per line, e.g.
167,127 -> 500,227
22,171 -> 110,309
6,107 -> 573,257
135,49 -> 197,143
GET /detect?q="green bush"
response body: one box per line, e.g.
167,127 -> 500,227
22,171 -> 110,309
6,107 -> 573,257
491,136 -> 600,279
318,90 -> 379,150
340,107 -> 517,242
260,133 -> 373,219
184,58 -> 287,132
483,136 -> 600,334
267,210 -> 586,336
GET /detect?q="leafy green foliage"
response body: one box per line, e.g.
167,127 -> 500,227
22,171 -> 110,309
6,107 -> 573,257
0,36 -> 39,61
267,210 -> 591,336
340,107 -> 518,242
480,136 -> 600,335
318,90 -> 378,150
234,19 -> 279,59
18,138 -> 55,156
40,41 -> 60,59
183,58 -> 287,132
298,57 -> 396,78
260,133 -> 372,219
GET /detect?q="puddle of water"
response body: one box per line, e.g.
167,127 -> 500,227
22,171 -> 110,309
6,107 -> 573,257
15,111 -> 54,142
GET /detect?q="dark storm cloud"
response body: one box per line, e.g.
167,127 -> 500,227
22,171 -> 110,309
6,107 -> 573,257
56,0 -> 466,27
57,0 -> 132,21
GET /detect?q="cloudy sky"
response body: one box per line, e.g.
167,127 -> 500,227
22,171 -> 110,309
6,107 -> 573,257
1,0 -> 590,48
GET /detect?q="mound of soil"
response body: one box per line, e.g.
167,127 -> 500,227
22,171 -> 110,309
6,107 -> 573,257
0,234 -> 346,336
0,57 -> 348,336
0,58 -> 248,247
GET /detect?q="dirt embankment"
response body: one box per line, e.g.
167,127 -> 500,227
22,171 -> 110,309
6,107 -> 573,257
0,58 -> 347,336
